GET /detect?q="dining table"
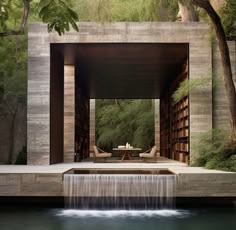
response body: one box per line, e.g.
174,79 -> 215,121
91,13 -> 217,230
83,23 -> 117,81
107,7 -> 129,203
112,147 -> 142,161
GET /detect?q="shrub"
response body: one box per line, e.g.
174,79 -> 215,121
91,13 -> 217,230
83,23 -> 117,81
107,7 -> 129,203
192,129 -> 236,172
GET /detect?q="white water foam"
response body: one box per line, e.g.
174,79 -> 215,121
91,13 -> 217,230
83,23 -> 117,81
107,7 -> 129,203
56,209 -> 190,218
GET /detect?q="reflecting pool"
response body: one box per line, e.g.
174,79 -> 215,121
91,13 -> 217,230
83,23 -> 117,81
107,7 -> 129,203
0,207 -> 236,230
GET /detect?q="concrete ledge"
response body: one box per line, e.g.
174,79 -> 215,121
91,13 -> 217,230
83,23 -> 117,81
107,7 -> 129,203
0,164 -> 235,197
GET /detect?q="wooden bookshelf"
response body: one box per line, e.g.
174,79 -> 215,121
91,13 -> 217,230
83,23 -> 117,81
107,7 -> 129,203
160,60 -> 189,164
170,61 -> 189,164
171,96 -> 189,163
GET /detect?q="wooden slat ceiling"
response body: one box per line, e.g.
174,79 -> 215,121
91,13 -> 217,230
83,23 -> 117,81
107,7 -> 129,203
51,43 -> 188,98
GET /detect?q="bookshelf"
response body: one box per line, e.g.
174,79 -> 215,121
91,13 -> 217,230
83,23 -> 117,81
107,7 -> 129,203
160,60 -> 189,164
171,95 -> 189,163
170,61 -> 189,163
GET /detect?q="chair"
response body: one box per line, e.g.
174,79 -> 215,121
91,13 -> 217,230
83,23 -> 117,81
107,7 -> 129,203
139,146 -> 159,161
93,146 -> 112,161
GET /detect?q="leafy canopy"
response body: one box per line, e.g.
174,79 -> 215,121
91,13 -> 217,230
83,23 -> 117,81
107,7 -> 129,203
72,0 -> 178,22
0,0 -> 79,36
96,99 -> 155,152
38,0 -> 78,35
220,0 -> 236,40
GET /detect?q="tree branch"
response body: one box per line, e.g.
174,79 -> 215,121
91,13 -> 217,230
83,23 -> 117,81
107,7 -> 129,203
0,0 -> 30,37
192,0 -> 236,132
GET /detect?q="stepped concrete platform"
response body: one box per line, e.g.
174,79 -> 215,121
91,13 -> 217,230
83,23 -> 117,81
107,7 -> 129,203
0,161 -> 235,198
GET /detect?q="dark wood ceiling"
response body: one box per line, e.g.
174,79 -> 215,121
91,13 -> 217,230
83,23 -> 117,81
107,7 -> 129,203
51,43 -> 188,98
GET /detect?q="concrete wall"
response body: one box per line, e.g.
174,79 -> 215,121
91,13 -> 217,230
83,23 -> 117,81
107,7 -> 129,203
177,173 -> 236,197
0,170 -> 235,197
28,22 -> 212,165
213,41 -> 236,129
0,173 -> 63,196
28,24 -> 50,165
64,66 -> 75,162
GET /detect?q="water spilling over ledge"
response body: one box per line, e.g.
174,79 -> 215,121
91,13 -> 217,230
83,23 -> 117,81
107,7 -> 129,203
64,169 -> 177,210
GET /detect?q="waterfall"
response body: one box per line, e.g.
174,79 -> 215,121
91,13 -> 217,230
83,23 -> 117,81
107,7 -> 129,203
64,174 -> 177,210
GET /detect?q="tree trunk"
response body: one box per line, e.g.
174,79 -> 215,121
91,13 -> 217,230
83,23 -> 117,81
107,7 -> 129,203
191,0 -> 236,133
0,0 -> 30,37
177,0 -> 199,21
115,99 -> 121,108
7,103 -> 18,164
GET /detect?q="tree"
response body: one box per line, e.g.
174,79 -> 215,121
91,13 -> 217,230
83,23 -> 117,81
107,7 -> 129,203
0,35 -> 27,163
190,0 -> 236,134
0,0 -> 79,37
177,0 -> 198,21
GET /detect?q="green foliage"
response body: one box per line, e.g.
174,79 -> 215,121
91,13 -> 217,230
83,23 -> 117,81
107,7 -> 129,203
39,0 -> 79,35
0,0 -> 25,33
72,0 -> 179,22
0,3 -> 27,163
0,0 -> 79,36
220,0 -> 236,40
192,129 -> 236,172
0,35 -> 27,110
96,99 -> 154,152
172,76 -> 212,102
197,0 -> 236,40
0,0 -> 10,30
15,146 -> 27,165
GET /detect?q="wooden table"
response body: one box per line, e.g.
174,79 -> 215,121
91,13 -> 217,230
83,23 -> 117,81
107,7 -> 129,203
113,148 -> 142,161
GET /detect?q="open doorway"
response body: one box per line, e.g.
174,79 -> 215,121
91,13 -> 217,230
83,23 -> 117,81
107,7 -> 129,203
95,99 -> 155,155
50,43 -> 189,163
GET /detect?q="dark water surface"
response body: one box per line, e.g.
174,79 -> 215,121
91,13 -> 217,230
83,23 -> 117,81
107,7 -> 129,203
0,207 -> 235,230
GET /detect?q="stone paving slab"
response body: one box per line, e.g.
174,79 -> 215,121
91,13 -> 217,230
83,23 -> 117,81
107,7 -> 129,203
0,162 -> 234,174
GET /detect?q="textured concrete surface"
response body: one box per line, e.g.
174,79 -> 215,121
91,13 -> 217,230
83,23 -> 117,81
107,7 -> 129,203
213,41 -> 236,129
28,24 -> 50,165
0,173 -> 63,196
64,65 -> 75,163
0,163 -> 235,197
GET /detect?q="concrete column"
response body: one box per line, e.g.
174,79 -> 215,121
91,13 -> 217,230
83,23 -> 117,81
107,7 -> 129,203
27,24 -> 50,165
89,99 -> 96,156
64,65 -> 75,162
154,99 -> 160,151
